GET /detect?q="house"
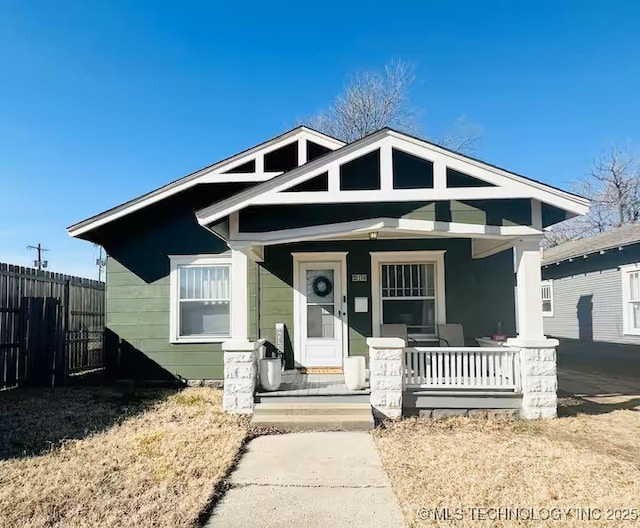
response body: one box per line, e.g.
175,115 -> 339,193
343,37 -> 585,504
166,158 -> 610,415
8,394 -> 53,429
542,224 -> 640,346
68,126 -> 588,420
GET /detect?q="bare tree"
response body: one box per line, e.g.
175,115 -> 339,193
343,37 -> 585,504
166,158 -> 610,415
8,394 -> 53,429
305,60 -> 481,152
543,144 -> 640,247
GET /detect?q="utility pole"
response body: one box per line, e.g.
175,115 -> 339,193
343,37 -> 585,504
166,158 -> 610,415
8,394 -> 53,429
27,243 -> 49,270
96,246 -> 106,281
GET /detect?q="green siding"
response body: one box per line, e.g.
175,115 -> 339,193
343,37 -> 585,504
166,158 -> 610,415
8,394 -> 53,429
239,199 -> 531,232
257,239 -> 516,367
106,257 -> 230,380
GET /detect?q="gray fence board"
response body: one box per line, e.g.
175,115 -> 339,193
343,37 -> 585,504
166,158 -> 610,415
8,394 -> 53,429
0,262 -> 106,389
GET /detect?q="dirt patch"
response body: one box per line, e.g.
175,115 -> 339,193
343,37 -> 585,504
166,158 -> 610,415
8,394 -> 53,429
0,387 -> 248,528
375,412 -> 640,527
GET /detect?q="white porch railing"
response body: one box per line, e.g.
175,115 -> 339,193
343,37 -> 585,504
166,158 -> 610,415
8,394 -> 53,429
403,347 -> 521,391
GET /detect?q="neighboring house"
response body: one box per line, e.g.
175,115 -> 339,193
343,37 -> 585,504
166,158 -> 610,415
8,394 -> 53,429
542,223 -> 640,344
68,126 -> 588,419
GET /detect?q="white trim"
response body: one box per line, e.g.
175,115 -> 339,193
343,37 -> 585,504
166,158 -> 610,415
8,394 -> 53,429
169,252 -> 247,343
231,217 -> 543,247
531,199 -> 543,230
620,262 -> 640,336
471,238 -> 518,259
68,127 -> 344,238
250,187 -> 526,205
379,138 -> 393,192
298,137 -> 307,165
292,252 -> 348,367
370,250 -> 447,338
513,239 -> 544,340
541,279 -> 554,317
194,129 -> 589,227
201,172 -> 282,183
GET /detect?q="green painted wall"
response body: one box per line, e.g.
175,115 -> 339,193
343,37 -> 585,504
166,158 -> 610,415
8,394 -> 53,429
257,239 -> 516,364
100,184 -> 251,382
239,199 -> 531,232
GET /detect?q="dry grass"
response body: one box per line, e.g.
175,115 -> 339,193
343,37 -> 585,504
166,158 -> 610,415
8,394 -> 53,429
375,410 -> 640,527
0,387 -> 248,528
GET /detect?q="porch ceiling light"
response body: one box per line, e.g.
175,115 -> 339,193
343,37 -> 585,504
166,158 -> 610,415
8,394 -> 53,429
369,231 -> 378,241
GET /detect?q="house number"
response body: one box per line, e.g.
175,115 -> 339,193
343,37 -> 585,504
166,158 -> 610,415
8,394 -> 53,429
351,274 -> 367,282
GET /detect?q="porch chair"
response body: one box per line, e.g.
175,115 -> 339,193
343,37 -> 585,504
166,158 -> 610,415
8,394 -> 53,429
380,323 -> 417,345
436,323 -> 465,347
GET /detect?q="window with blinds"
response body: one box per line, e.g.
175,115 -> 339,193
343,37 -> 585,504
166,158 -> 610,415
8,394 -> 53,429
178,265 -> 231,337
380,263 -> 436,335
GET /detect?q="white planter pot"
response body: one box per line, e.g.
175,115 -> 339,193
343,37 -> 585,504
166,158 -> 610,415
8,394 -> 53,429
259,358 -> 282,391
344,356 -> 366,391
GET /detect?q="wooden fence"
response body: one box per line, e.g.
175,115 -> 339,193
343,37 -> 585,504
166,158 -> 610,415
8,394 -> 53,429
0,263 -> 106,389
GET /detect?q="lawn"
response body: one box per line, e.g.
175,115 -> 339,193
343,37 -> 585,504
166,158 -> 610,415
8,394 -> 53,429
0,387 -> 248,528
375,398 -> 640,527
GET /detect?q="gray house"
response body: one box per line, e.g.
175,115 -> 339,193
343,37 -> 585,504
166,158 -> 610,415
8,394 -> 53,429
542,223 -> 640,345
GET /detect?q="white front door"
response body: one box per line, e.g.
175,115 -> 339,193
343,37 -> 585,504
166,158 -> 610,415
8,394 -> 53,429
296,260 -> 345,368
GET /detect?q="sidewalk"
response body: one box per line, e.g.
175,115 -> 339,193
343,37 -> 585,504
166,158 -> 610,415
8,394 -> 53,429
205,432 -> 405,528
558,368 -> 640,410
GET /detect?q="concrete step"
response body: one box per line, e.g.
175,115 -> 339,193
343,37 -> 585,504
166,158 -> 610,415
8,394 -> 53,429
251,412 -> 374,432
254,402 -> 371,416
255,394 -> 371,404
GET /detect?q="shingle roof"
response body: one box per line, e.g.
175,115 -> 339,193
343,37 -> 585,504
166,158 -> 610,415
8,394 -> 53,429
542,223 -> 640,265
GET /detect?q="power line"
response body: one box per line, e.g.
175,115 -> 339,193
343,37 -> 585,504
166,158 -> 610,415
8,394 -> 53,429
27,243 -> 49,271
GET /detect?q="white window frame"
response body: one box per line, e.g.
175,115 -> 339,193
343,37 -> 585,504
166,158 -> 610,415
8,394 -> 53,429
620,263 -> 640,336
541,280 -> 554,317
371,251 -> 446,339
169,252 -> 247,343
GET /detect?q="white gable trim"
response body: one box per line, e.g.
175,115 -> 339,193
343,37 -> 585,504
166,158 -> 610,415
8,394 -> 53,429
68,127 -> 344,238
195,129 -> 589,227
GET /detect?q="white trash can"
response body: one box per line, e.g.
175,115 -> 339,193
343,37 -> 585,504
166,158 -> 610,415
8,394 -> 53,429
259,358 -> 282,392
344,356 -> 366,391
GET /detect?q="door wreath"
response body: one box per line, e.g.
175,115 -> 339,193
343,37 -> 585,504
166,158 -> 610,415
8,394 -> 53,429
312,276 -> 333,297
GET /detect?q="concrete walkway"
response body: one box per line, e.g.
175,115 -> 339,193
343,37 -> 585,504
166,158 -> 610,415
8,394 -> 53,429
558,368 -> 640,407
205,432 -> 405,528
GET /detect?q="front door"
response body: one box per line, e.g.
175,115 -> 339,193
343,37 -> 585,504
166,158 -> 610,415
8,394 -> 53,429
297,261 -> 344,368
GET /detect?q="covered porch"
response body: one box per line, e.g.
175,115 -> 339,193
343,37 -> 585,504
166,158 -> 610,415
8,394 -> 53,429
201,128 -> 587,419
222,222 -> 553,419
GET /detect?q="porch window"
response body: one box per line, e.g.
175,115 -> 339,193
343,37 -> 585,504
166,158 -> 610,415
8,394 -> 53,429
622,265 -> 640,335
381,263 -> 436,336
170,255 -> 233,342
541,281 -> 553,316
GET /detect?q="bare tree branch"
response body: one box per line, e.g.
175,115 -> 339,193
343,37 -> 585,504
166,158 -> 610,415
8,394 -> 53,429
303,60 -> 480,152
544,143 -> 640,246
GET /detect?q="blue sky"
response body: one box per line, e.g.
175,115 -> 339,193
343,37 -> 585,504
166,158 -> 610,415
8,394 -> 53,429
1,0 -> 638,278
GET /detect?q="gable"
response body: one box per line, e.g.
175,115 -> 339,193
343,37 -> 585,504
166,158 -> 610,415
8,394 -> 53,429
195,129 -> 589,228
68,127 -> 344,239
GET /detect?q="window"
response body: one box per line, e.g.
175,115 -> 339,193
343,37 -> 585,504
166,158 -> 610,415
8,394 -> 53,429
541,281 -> 553,316
381,263 -> 436,335
371,251 -> 446,339
621,264 -> 640,335
170,255 -> 234,342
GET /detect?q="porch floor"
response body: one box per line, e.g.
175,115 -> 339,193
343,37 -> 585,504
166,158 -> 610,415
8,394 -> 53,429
256,371 -> 370,397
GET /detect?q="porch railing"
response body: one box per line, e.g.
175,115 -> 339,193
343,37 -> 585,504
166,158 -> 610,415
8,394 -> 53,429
403,347 -> 521,391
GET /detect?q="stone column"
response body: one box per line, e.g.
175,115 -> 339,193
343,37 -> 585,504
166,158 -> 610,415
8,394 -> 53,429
222,340 -> 259,414
507,337 -> 559,419
367,337 -> 405,420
